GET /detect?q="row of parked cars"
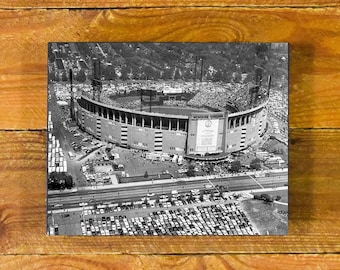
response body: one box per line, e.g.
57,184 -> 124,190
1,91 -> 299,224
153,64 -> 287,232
80,190 -> 258,236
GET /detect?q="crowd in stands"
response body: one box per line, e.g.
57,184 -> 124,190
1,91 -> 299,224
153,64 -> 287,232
188,82 -> 269,112
115,99 -> 141,109
163,100 -> 187,107
52,80 -> 268,113
188,88 -> 235,111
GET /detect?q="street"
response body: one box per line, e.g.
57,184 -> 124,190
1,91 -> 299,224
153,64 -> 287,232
48,173 -> 288,211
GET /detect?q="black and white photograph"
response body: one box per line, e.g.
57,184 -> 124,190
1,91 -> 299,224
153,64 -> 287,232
47,42 -> 288,236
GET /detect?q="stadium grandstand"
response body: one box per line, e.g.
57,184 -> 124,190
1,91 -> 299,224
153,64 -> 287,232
74,66 -> 270,160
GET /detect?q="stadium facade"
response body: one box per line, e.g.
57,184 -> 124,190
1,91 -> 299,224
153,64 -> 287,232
75,94 -> 268,157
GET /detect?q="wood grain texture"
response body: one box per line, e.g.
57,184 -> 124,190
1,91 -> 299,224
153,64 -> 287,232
1,8 -> 340,129
0,254 -> 339,269
0,0 -> 339,9
1,3 -> 340,269
0,130 -> 339,255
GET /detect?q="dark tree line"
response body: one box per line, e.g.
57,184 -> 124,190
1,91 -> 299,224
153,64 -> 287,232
48,172 -> 73,190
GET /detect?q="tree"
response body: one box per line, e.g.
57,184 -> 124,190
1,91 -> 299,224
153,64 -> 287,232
212,69 -> 223,82
65,175 -> 73,189
261,193 -> 274,203
76,69 -> 86,82
230,160 -> 241,172
48,45 -> 55,62
61,71 -> 68,82
48,172 -> 73,190
161,68 -> 173,80
102,66 -> 117,80
120,66 -> 129,80
254,194 -> 261,200
48,181 -> 62,190
143,65 -> 158,80
208,163 -> 215,174
49,69 -> 57,82
186,164 -> 196,177
144,171 -> 149,178
261,194 -> 270,201
250,158 -> 262,170
183,69 -> 193,80
255,43 -> 269,60
275,196 -> 281,201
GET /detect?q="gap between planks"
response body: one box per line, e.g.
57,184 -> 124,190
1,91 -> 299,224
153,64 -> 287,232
0,5 -> 339,11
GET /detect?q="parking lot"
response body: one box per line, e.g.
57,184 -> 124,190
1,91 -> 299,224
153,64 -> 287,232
79,202 -> 257,236
51,189 -> 259,236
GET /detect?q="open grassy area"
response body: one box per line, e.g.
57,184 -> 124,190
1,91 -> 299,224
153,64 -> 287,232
241,189 -> 288,235
262,138 -> 288,163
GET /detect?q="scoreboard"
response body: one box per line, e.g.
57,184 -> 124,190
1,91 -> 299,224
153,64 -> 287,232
186,112 -> 227,156
195,119 -> 219,153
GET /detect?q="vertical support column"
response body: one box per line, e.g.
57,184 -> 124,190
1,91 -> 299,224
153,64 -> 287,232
177,119 -> 179,131
151,118 -> 153,129
222,112 -> 228,152
160,118 -> 162,130
169,119 -> 171,131
142,116 -> 145,127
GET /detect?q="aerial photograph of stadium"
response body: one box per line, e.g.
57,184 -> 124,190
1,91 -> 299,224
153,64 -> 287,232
47,42 -> 288,236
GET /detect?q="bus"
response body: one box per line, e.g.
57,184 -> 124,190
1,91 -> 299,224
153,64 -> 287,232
68,151 -> 75,160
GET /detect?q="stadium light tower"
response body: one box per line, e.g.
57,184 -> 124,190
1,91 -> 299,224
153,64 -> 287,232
250,66 -> 264,107
92,58 -> 102,102
249,84 -> 259,108
254,65 -> 263,86
200,57 -> 204,82
69,69 -> 75,121
267,75 -> 272,98
194,55 -> 198,83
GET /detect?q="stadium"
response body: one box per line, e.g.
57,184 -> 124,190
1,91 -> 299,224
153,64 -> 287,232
73,65 -> 270,160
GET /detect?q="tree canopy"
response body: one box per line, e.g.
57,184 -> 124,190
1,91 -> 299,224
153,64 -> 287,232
187,164 -> 196,177
48,172 -> 73,190
230,160 -> 241,172
250,158 -> 262,170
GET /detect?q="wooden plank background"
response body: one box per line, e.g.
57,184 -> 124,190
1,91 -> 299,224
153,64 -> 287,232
0,2 -> 339,268
0,1 -> 339,8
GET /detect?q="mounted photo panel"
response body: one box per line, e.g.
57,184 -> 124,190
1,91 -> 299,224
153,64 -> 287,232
47,42 -> 288,236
